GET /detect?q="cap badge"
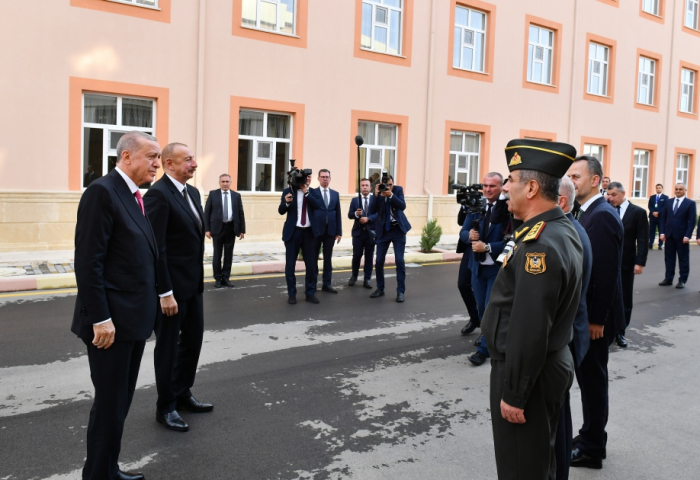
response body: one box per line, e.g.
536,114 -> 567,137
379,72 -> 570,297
509,152 -> 522,167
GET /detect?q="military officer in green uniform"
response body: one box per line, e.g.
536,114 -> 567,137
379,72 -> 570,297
481,139 -> 584,480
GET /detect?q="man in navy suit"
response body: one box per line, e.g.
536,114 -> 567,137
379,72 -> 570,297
369,175 -> 411,302
312,169 -> 343,293
279,172 -> 325,304
648,184 -> 668,249
659,183 -> 697,288
347,178 -> 377,289
567,155 -> 625,470
459,173 -> 507,366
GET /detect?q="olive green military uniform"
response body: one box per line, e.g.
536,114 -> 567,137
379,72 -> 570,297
482,205 -> 583,480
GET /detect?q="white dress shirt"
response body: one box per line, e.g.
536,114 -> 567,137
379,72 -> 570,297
355,194 -> 372,218
580,192 -> 602,212
166,174 -> 202,224
295,189 -> 310,228
618,199 -> 630,219
480,202 -> 495,266
672,195 -> 686,214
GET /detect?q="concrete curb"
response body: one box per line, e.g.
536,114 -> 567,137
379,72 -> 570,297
0,251 -> 462,293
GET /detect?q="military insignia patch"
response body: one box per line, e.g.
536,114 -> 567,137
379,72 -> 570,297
509,152 -> 522,167
514,226 -> 530,240
523,221 -> 546,242
525,253 -> 546,275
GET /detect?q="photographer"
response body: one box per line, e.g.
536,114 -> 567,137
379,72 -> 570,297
347,178 -> 378,288
278,165 -> 324,305
369,174 -> 412,302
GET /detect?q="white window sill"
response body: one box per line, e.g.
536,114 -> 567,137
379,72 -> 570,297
641,10 -> 663,19
107,0 -> 160,11
360,47 -> 406,59
636,101 -> 656,107
526,80 -> 556,88
586,91 -> 611,99
679,110 -> 697,115
684,24 -> 700,32
241,24 -> 300,39
453,66 -> 488,75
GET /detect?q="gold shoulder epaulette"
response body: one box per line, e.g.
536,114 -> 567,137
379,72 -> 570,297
522,221 -> 546,242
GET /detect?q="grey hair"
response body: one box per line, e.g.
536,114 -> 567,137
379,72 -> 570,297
219,173 -> 231,180
574,155 -> 604,187
116,131 -> 158,161
519,169 -> 561,202
607,181 -> 625,192
676,182 -> 687,188
485,171 -> 504,185
559,175 -> 575,212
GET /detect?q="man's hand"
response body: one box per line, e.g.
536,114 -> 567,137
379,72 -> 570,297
381,190 -> 392,197
160,294 -> 178,317
634,265 -> 644,274
301,184 -> 309,194
589,322 -> 604,340
683,237 -> 690,244
660,234 -> 666,241
92,321 -> 115,349
652,212 -> 659,217
205,231 -> 212,239
359,217 -> 369,224
285,193 -> 293,203
356,208 -> 363,218
500,400 -> 526,424
239,233 -> 245,240
469,229 -> 480,242
472,240 -> 486,252
335,235 -> 342,244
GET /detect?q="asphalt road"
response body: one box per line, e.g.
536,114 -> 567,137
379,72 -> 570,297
1,249 -> 700,479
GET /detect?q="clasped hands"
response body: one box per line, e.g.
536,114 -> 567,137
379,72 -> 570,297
470,229 -> 487,252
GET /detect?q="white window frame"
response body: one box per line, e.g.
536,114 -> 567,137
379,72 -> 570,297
637,57 -> 656,106
632,149 -> 650,198
583,144 -> 605,169
680,68 -> 696,113
587,43 -> 610,97
238,109 -> 293,193
449,131 -> 481,193
685,0 -> 699,28
241,0 -> 297,37
453,6 -> 487,73
527,25 -> 554,85
361,0 -> 403,56
81,93 -> 156,190
676,154 -> 690,186
107,0 -> 160,10
357,122 -> 398,187
642,0 -> 660,16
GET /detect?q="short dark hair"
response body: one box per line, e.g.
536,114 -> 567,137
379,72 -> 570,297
360,178 -> 370,183
319,169 -> 331,176
518,169 -> 560,202
219,173 -> 231,180
656,183 -> 663,188
602,176 -> 611,182
607,181 -> 625,192
574,155 -> 604,187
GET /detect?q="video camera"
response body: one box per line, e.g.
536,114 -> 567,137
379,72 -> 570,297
287,159 -> 312,189
377,171 -> 391,194
452,183 -> 487,214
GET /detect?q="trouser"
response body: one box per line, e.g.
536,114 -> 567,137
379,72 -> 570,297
212,222 -> 235,281
648,216 -> 663,247
284,227 -> 318,296
315,233 -> 337,288
664,237 -> 690,283
472,265 -> 499,357
620,268 -> 635,334
574,324 -> 614,459
351,231 -> 375,281
83,339 -> 146,480
490,348 -> 574,480
554,390 -> 573,480
457,256 -> 479,320
375,225 -> 406,294
154,293 -> 204,413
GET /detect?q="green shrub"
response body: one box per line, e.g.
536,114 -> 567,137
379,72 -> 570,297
420,218 -> 442,253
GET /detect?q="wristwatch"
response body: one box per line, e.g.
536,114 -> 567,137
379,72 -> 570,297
484,244 -> 491,253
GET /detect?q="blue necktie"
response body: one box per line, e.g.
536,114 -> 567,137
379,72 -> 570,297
673,198 -> 679,214
385,201 -> 391,231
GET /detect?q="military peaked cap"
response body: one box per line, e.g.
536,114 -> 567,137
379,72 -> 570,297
504,139 -> 577,178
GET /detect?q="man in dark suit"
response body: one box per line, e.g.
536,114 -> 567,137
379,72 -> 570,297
204,173 -> 246,288
369,175 -> 412,302
607,182 -> 649,348
659,183 -> 697,288
347,178 -> 377,289
83,164 -> 97,187
456,202 -> 480,335
567,155 -> 625,470
143,142 -> 212,434
72,131 -> 161,480
279,171 -> 325,304
648,184 -> 668,249
312,169 -> 343,293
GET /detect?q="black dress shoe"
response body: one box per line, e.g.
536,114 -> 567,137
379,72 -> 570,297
118,470 -> 145,480
468,352 -> 487,366
659,279 -> 673,286
215,280 -> 222,288
177,395 -> 213,413
223,279 -> 235,288
322,286 -> 338,293
615,334 -> 628,348
305,295 -> 320,304
363,280 -> 372,289
572,436 -> 606,459
571,448 -> 602,469
676,282 -> 685,289
348,276 -> 357,286
474,337 -> 482,347
156,410 -> 188,432
460,319 -> 480,336
370,289 -> 385,298
396,292 -> 405,303
288,295 -> 297,305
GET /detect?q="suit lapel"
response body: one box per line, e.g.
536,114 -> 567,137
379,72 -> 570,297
167,178 -> 202,234
111,170 -> 157,255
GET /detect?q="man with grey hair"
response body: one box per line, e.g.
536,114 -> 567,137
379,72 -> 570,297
659,182 -> 696,288
607,182 -> 648,348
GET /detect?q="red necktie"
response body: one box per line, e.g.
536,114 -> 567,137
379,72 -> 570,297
134,190 -> 145,216
301,194 -> 307,226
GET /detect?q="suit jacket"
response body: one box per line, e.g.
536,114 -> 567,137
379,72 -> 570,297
143,175 -> 205,300
203,189 -> 246,237
566,212 -> 592,368
369,186 -> 412,240
348,194 -> 378,236
648,193 -> 669,217
621,202 -> 649,271
311,188 -> 343,238
71,169 -> 158,342
278,187 -> 325,242
459,204 -> 507,275
659,196 -> 697,240
578,197 -> 625,334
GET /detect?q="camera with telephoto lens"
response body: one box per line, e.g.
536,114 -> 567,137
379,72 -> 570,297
453,183 -> 487,214
287,159 -> 312,189
376,171 -> 391,193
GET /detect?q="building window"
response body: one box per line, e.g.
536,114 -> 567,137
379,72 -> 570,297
642,0 -> 660,15
686,0 -> 699,29
637,57 -> 656,105
241,0 -> 295,35
680,68 -> 696,113
583,144 -> 605,168
527,25 -> 554,85
82,93 -> 155,189
448,131 -> 480,193
361,0 -> 403,56
453,6 -> 486,73
109,0 -> 158,8
632,149 -> 650,198
676,154 -> 690,185
237,110 -> 292,192
587,43 -> 609,96
357,121 -> 397,189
